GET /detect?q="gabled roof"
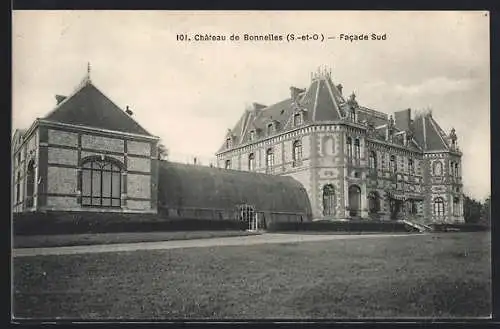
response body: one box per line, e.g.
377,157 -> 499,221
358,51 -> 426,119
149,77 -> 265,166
43,79 -> 154,136
411,112 -> 450,152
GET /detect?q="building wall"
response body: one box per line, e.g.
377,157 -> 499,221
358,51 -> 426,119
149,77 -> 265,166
216,121 -> 464,224
423,151 -> 464,224
12,128 -> 39,213
32,123 -> 158,213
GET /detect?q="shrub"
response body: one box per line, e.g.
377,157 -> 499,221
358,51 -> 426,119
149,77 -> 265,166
266,220 -> 417,233
13,211 -> 248,236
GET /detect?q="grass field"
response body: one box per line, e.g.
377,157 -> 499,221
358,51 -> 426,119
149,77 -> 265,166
14,230 -> 260,248
13,232 -> 491,320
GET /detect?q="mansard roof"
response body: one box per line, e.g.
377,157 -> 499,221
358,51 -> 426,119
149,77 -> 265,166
157,160 -> 313,218
218,72 -> 352,153
217,68 -> 453,155
43,78 -> 154,137
411,112 -> 450,152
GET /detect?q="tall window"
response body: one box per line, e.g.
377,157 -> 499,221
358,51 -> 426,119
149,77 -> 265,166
346,137 -> 352,160
408,158 -> 414,175
368,191 -> 380,213
369,151 -> 377,170
292,140 -> 303,167
389,155 -> 396,173
453,197 -> 460,216
26,160 -> 35,208
249,130 -> 256,141
293,113 -> 302,126
433,197 -> 445,217
248,153 -> 255,171
322,184 -> 335,216
354,139 -> 360,161
81,158 -> 122,207
226,137 -> 232,149
455,163 -> 459,177
225,159 -> 231,169
266,148 -> 274,173
15,172 -> 20,204
433,161 -> 443,176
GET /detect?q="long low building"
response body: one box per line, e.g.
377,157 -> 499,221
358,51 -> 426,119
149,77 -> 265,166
11,70 -> 312,228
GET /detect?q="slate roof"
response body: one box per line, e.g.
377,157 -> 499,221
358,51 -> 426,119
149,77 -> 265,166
218,73 -> 350,153
411,112 -> 450,152
157,160 -> 312,218
217,70 -> 452,155
43,79 -> 154,136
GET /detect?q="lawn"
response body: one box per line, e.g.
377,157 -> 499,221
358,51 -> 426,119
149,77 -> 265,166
14,230 -> 260,248
12,232 -> 491,320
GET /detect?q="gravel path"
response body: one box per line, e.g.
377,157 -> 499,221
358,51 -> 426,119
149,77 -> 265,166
12,233 -> 423,257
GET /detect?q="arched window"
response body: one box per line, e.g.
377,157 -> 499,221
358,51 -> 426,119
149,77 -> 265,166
369,151 -> 377,170
433,197 -> 445,217
267,123 -> 274,135
266,148 -> 274,173
248,153 -> 255,171
453,197 -> 460,216
408,158 -> 414,175
249,130 -> 256,141
368,191 -> 380,213
348,185 -> 362,217
225,159 -> 231,169
354,138 -> 360,161
293,113 -> 302,126
346,137 -> 352,160
433,161 -> 443,176
322,184 -> 336,216
26,160 -> 35,208
292,140 -> 302,167
389,155 -> 396,173
81,157 -> 122,207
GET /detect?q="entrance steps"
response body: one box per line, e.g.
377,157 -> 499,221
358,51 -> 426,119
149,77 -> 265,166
399,219 -> 432,232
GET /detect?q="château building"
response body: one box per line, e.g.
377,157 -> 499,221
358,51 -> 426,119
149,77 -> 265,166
216,68 -> 464,224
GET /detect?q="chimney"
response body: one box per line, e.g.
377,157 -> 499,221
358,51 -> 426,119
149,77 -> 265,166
55,95 -> 67,105
394,108 -> 411,132
125,105 -> 134,116
337,84 -> 343,95
290,87 -> 305,100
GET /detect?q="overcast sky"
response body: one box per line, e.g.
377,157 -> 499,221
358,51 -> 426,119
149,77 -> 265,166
12,11 -> 490,200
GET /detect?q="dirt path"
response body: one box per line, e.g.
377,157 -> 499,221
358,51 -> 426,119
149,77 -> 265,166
12,233 -> 424,257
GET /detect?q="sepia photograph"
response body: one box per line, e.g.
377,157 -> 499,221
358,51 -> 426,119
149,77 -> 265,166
11,10 -> 491,320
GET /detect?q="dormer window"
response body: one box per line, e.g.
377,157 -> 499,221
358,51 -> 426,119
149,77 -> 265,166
293,113 -> 303,127
267,123 -> 274,135
226,137 -> 232,149
249,130 -> 256,141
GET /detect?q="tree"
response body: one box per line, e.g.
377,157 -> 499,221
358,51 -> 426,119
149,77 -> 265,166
480,195 -> 491,227
463,193 -> 482,224
157,143 -> 168,160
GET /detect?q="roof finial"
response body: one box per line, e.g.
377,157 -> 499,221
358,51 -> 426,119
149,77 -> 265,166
86,62 -> 92,83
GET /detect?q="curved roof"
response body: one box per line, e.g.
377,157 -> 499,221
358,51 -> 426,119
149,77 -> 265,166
158,161 -> 312,217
